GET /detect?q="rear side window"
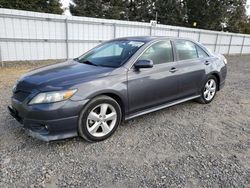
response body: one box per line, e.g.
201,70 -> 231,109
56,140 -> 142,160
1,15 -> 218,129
139,41 -> 173,65
196,45 -> 209,58
175,40 -> 198,61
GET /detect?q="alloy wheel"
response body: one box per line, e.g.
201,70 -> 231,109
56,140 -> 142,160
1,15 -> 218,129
86,103 -> 117,137
203,79 -> 216,101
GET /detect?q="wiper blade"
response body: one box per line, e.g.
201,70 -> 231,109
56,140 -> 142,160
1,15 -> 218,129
81,60 -> 98,66
73,57 -> 79,62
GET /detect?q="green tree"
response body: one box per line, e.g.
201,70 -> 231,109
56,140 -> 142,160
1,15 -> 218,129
102,0 -> 127,20
70,0 -> 127,20
241,18 -> 250,34
70,0 -> 103,18
0,0 -> 63,14
155,0 -> 186,26
70,0 -> 249,34
126,0 -> 155,22
183,0 -> 248,33
183,0 -> 228,30
244,18 -> 250,34
225,0 -> 247,33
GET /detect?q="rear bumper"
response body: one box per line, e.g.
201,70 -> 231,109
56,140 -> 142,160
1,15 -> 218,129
8,98 -> 89,141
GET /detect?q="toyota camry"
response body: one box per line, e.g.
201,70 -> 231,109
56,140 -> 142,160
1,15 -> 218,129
8,36 -> 227,142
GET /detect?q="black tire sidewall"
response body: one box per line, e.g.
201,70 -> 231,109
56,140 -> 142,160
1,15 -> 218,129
78,96 -> 122,142
201,75 -> 218,104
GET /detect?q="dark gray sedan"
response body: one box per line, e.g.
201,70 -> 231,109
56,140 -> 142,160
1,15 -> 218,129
8,36 -> 227,142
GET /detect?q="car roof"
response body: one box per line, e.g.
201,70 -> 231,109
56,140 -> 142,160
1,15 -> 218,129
111,36 -> 182,43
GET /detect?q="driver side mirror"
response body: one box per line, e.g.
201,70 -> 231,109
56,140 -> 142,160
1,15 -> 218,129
134,59 -> 154,69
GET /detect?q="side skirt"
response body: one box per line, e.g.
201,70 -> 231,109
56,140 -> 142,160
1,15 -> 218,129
125,95 -> 200,121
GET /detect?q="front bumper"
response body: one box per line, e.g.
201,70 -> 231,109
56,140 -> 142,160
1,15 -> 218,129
8,98 -> 89,141
218,64 -> 227,91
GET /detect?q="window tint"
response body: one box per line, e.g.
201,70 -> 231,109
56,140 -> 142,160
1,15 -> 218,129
139,41 -> 173,64
196,45 -> 209,58
175,40 -> 198,61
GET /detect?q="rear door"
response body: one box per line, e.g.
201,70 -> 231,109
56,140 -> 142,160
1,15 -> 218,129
173,40 -> 209,98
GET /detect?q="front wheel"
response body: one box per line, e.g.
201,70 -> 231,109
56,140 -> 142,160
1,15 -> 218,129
78,95 -> 122,142
196,75 -> 218,104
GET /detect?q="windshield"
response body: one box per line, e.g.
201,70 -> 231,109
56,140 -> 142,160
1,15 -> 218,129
76,40 -> 145,68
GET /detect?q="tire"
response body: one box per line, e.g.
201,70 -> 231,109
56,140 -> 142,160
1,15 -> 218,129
78,95 -> 122,142
196,75 -> 218,104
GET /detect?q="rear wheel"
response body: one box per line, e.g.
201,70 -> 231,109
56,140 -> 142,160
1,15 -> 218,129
196,75 -> 218,104
78,95 -> 122,142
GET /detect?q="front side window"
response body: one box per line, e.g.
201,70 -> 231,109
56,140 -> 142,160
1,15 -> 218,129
139,41 -> 173,65
76,40 -> 145,68
175,40 -> 198,61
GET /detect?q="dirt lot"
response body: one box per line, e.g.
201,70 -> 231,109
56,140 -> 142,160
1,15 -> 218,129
0,56 -> 250,187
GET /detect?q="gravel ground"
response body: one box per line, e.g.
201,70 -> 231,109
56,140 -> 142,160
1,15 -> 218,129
0,56 -> 250,188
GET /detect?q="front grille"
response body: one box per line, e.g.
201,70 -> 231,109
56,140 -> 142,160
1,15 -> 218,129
13,91 -> 30,102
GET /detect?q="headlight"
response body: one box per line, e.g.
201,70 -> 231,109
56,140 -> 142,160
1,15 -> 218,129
223,58 -> 228,65
29,89 -> 77,105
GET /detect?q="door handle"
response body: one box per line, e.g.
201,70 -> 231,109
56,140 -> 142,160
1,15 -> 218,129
169,67 -> 178,73
204,60 -> 210,65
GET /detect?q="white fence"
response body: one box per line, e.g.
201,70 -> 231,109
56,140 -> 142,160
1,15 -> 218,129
0,8 -> 250,62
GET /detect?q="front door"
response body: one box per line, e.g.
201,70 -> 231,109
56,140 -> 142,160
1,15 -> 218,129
127,40 -> 179,114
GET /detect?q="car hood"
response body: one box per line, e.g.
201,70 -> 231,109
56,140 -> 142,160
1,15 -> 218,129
16,60 -> 114,92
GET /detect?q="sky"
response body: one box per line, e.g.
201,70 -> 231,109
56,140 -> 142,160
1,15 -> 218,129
61,0 -> 250,16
